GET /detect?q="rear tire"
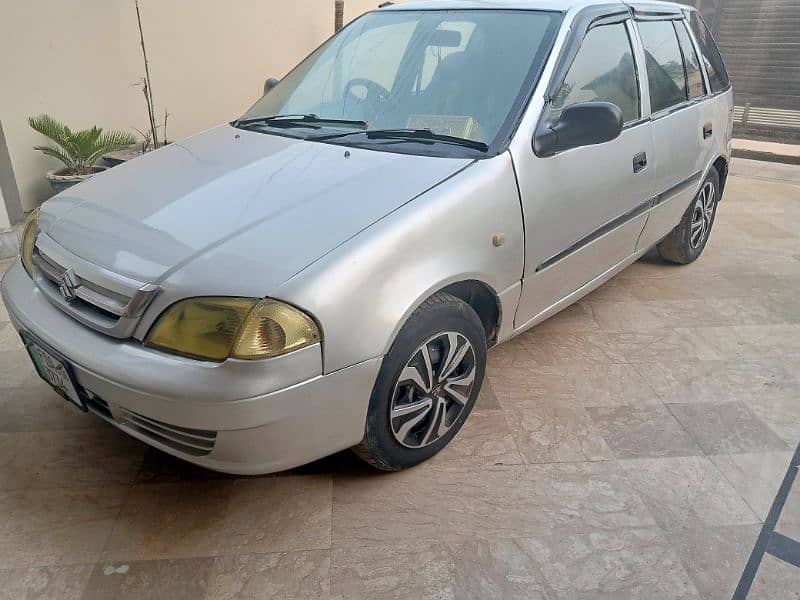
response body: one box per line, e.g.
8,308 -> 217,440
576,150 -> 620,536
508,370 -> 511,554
657,168 -> 720,265
353,292 -> 486,471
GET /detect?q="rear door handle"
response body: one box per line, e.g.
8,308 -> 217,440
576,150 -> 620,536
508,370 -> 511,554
703,124 -> 713,139
633,152 -> 648,174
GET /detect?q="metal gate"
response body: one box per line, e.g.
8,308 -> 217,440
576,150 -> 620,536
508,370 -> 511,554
685,0 -> 800,143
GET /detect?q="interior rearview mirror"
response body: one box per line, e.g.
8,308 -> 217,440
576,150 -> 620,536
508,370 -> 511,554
427,30 -> 462,48
263,78 -> 280,95
533,102 -> 623,157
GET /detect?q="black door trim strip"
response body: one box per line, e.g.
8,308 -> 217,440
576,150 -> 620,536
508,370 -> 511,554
536,170 -> 703,273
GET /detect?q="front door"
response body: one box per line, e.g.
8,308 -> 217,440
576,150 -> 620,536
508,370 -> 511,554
513,19 -> 654,329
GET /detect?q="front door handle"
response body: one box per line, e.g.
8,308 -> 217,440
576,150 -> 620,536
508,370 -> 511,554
703,124 -> 713,139
633,152 -> 648,174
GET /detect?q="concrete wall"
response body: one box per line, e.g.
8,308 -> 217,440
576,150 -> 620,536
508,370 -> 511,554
0,0 -> 403,214
0,187 -> 9,233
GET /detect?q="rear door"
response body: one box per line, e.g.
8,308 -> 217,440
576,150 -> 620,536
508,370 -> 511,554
634,15 -> 714,249
513,13 -> 654,328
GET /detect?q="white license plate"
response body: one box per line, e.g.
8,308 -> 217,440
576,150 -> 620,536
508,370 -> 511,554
23,336 -> 86,411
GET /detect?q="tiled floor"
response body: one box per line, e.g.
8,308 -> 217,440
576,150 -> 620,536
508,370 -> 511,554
0,158 -> 798,599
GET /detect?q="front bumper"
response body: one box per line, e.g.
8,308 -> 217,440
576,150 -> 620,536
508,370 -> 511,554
1,262 -> 380,474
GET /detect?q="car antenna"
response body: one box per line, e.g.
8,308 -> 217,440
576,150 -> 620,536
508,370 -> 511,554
378,2 -> 394,7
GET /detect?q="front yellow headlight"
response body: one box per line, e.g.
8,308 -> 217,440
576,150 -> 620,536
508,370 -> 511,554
145,297 -> 321,362
20,208 -> 40,277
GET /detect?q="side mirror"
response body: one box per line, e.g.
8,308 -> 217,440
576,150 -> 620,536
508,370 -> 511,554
263,78 -> 280,95
533,101 -> 623,157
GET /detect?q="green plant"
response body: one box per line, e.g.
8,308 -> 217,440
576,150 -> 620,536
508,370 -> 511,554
28,114 -> 136,176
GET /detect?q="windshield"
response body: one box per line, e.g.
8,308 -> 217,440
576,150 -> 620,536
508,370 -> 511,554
238,9 -> 561,155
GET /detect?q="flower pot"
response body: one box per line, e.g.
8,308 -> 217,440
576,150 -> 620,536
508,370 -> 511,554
45,166 -> 107,195
103,141 -> 173,167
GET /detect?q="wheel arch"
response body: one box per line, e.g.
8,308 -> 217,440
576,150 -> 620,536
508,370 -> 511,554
710,155 -> 729,199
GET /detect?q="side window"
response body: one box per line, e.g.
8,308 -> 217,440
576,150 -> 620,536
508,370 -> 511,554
552,22 -> 640,124
637,20 -> 688,113
688,12 -> 730,93
675,20 -> 706,99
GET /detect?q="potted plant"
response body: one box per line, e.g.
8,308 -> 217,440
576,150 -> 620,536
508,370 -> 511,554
28,114 -> 136,194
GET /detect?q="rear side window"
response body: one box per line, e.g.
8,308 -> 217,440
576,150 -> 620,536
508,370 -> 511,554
675,21 -> 706,99
637,20 -> 688,113
552,23 -> 640,124
688,12 -> 730,93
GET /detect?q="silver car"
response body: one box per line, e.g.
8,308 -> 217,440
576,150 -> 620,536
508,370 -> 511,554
2,0 -> 732,474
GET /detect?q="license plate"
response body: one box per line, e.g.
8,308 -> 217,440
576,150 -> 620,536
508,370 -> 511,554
22,334 -> 86,411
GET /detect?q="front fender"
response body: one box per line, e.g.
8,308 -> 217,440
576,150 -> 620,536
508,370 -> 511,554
275,152 -> 525,373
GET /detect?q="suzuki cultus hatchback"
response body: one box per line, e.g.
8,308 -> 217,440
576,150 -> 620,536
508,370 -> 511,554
2,0 -> 732,474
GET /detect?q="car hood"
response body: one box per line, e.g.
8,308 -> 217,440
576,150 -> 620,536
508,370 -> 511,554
40,125 -> 472,289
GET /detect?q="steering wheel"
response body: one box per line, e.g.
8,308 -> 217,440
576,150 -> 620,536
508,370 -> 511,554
344,78 -> 391,119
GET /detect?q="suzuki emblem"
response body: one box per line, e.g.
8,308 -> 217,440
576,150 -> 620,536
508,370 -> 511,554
58,268 -> 79,302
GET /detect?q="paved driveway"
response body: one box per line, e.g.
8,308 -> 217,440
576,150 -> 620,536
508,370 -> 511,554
0,159 -> 798,599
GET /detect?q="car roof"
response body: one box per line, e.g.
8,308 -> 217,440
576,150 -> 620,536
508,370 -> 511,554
379,0 -> 689,15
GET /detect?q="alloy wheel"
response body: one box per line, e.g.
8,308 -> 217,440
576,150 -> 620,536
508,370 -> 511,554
690,181 -> 716,249
389,332 -> 477,449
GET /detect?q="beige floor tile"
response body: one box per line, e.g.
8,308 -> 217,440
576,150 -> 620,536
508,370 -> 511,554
491,363 -> 659,408
208,551 -> 330,600
585,299 -> 726,332
82,558 -> 215,600
105,475 -> 332,561
430,410 -> 523,469
586,405 -> 702,459
523,527 -> 701,599
503,403 -> 613,464
526,302 -> 601,334
0,324 -> 23,353
0,349 -> 37,389
1,428 -> 145,491
0,486 -> 127,569
633,358 -> 798,404
134,447 -> 235,485
776,475 -> 800,540
749,554 -> 800,600
519,329 -> 620,366
486,336 -> 537,370
744,395 -> 800,446
331,538 -> 548,600
706,295 -> 800,326
687,324 -> 800,361
620,456 -> 761,531
587,330 -> 722,363
0,382 -> 106,433
668,401 -> 790,455
709,451 -> 795,522
332,462 -> 656,546
0,564 -> 93,600
568,363 -> 661,406
664,524 -> 760,600
488,364 -> 575,406
473,378 -> 500,410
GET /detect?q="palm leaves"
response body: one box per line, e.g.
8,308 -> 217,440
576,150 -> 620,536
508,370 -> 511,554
28,114 -> 136,176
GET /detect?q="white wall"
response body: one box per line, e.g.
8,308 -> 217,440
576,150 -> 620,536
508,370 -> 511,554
0,187 -> 10,232
0,0 -> 410,212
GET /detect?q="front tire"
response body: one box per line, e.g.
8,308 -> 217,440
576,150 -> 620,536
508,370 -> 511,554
657,168 -> 720,265
354,292 -> 486,471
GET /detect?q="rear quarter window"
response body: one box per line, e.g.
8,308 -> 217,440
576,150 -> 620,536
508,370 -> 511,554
675,21 -> 706,99
637,20 -> 688,113
688,12 -> 730,93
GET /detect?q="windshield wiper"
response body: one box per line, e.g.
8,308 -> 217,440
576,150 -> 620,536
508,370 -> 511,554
311,128 -> 489,152
235,114 -> 368,130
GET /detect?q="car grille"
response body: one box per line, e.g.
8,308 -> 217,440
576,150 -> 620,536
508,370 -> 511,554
31,233 -> 159,338
84,391 -> 217,457
115,407 -> 218,457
